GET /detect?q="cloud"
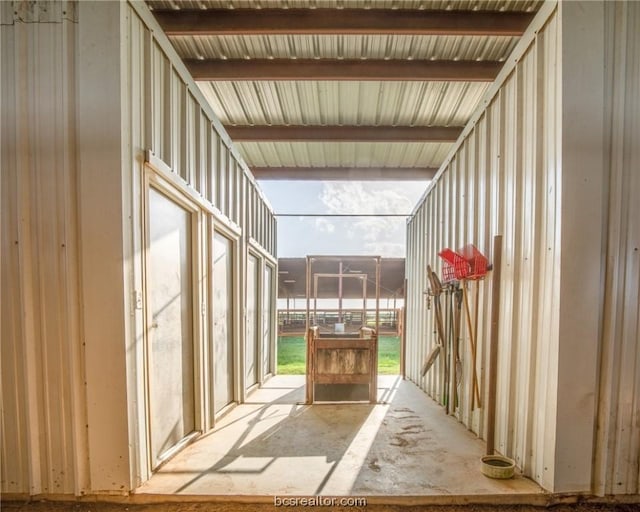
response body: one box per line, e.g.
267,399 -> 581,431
319,182 -> 413,215
312,182 -> 421,257
364,241 -> 406,257
315,217 -> 335,233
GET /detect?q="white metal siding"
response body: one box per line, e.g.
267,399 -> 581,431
0,2 -> 88,495
593,0 -> 640,496
1,0 -> 278,495
122,0 -> 279,486
405,8 -> 561,489
137,6 -> 277,250
407,1 -> 640,495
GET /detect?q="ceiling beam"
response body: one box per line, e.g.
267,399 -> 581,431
250,167 -> 438,181
154,9 -> 534,37
225,125 -> 462,142
186,59 -> 501,81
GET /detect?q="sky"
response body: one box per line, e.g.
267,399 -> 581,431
258,180 -> 430,258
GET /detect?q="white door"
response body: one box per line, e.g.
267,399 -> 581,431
147,187 -> 195,468
245,254 -> 259,388
262,264 -> 274,376
212,232 -> 234,416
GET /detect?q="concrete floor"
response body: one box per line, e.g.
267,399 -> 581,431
136,375 -> 544,498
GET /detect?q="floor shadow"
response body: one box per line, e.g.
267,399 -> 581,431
142,376 -> 541,497
166,385 -> 374,494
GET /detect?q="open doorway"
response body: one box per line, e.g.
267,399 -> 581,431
276,256 -> 405,380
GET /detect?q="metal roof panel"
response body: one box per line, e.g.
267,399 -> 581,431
198,80 -> 491,126
147,1 -> 541,12
169,33 -> 519,61
237,141 -> 452,167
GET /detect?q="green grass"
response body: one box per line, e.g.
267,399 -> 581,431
277,336 -> 308,375
277,335 -> 401,375
377,335 -> 401,374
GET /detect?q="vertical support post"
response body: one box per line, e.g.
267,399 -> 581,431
305,257 -> 310,332
305,257 -> 311,404
362,275 -> 367,329
486,234 -> 502,456
369,329 -> 378,404
313,274 -> 318,328
338,261 -> 343,323
552,0 -> 605,493
392,293 -> 397,335
365,257 -> 381,403
375,257 -> 381,334
78,0 -> 131,490
401,279 -> 407,378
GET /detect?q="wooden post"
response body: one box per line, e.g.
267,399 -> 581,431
338,261 -> 343,323
486,234 -> 502,456
305,257 -> 311,403
401,279 -> 407,378
313,273 -> 318,327
362,274 -> 367,329
305,257 -> 311,332
375,257 -> 381,334
286,295 -> 290,323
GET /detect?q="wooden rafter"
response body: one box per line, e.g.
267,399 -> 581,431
186,59 -> 501,81
250,167 -> 438,181
225,125 -> 462,142
154,9 -> 534,37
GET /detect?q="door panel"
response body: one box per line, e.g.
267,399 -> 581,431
245,254 -> 259,388
212,232 -> 234,415
147,187 -> 195,468
263,265 -> 273,376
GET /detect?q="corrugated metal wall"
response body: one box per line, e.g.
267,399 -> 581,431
123,1 -> 276,254
407,0 -> 640,495
1,1 -> 88,496
123,3 -> 276,484
1,0 -> 277,495
406,7 -> 562,490
593,0 -> 640,496
123,1 -> 278,485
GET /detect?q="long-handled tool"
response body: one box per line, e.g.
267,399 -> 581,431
462,281 -> 482,409
421,265 -> 447,376
443,286 -> 451,413
473,278 -> 480,400
452,285 -> 463,412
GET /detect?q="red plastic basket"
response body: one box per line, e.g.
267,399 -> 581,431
459,244 -> 488,279
438,248 -> 470,282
